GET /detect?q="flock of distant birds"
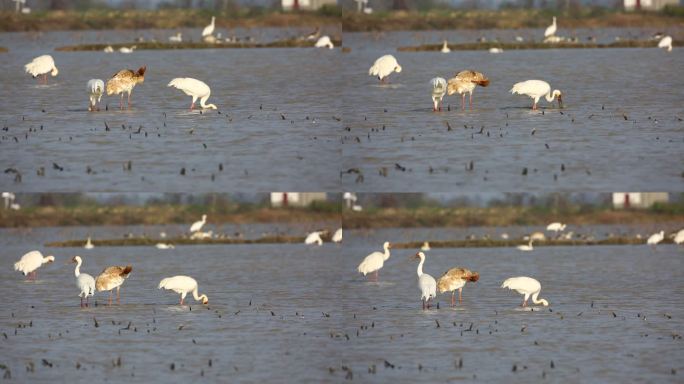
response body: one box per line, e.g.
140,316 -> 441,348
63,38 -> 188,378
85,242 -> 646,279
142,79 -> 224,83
356,223 -> 684,310
22,16 -> 334,112
366,16 -> 673,112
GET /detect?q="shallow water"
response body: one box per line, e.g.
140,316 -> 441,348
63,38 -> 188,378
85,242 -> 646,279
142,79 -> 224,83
1,224 -> 682,382
0,29 -> 341,192
341,226 -> 684,382
0,224 -> 344,382
341,30 -> 684,192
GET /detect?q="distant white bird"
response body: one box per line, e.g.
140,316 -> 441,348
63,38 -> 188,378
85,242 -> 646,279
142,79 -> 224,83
647,230 -> 664,246
488,47 -> 503,53
440,40 -> 450,53
119,45 -> 136,53
516,239 -> 534,251
510,80 -> 563,110
159,275 -> 208,305
70,256 -> 95,307
421,241 -> 431,251
332,228 -> 343,243
169,32 -> 183,43
168,78 -> 217,110
2,192 -> 15,209
430,77 -> 447,112
673,229 -> 684,245
352,204 -> 363,212
314,35 -> 334,49
368,54 -> 402,83
190,214 -> 207,233
357,241 -> 391,281
544,16 -> 557,38
14,250 -> 54,280
305,231 -> 324,246
24,54 -> 58,84
10,203 -> 20,210
414,252 -> 437,310
501,276 -> 549,307
103,45 -> 114,53
87,79 -> 104,112
501,233 -> 509,240
546,222 -> 566,232
202,16 -> 216,37
155,243 -> 175,249
658,35 -> 672,52
190,230 -> 213,240
515,36 -> 524,42
84,236 -> 94,249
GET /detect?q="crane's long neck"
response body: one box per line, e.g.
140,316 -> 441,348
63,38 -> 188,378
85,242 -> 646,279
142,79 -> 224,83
74,259 -> 81,277
192,287 -> 207,302
416,256 -> 425,277
383,245 -> 390,260
531,291 -> 547,305
200,95 -> 213,108
544,91 -> 555,103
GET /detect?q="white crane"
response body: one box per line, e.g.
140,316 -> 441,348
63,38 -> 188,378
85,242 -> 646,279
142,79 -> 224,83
647,231 -> 664,247
516,239 -> 534,251
190,214 -> 207,233
332,228 -> 343,243
202,16 -> 216,37
24,55 -> 58,84
14,250 -> 55,280
368,54 -> 402,83
658,36 -> 672,52
501,276 -> 549,307
168,78 -> 217,110
440,40 -> 450,53
159,275 -> 209,305
414,252 -> 437,310
546,222 -> 566,232
169,32 -> 183,43
70,256 -> 95,307
544,16 -> 557,38
510,80 -> 563,110
314,35 -> 334,49
430,77 -> 447,112
305,231 -> 324,246
357,241 -> 391,281
87,79 -> 104,112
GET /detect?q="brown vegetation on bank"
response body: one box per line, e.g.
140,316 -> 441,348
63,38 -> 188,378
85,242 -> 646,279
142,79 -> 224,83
0,9 -> 340,32
343,9 -> 684,32
0,205 -> 339,228
343,206 -> 684,229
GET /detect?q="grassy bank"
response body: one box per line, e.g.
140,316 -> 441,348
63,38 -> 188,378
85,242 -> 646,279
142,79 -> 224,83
56,38 -> 342,51
0,203 -> 340,228
343,9 -> 684,32
0,9 -> 340,32
397,39 -> 677,51
392,237 -> 674,248
343,204 -> 684,229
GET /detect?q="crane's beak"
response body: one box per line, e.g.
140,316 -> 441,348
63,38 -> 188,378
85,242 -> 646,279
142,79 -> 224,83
557,94 -> 563,108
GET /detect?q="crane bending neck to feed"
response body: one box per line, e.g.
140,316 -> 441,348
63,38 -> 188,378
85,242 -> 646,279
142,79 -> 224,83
501,276 -> 549,307
510,80 -> 562,110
